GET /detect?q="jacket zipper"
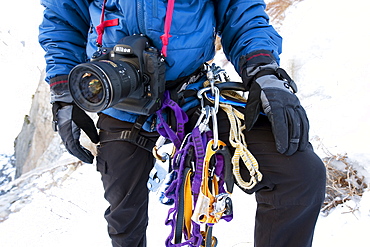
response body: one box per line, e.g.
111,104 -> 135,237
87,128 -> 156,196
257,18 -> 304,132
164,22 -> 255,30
137,0 -> 146,33
153,0 -> 158,18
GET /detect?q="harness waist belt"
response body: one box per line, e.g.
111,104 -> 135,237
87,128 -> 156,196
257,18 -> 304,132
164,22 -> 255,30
99,130 -> 156,152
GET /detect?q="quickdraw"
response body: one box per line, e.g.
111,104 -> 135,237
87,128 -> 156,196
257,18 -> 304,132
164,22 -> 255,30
149,63 -> 262,247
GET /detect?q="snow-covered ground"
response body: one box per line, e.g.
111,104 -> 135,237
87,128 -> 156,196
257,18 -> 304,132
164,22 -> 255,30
1,0 -> 370,246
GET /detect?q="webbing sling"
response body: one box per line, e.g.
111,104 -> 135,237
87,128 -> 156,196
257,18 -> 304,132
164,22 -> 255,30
220,104 -> 263,189
164,127 -> 205,247
203,81 -> 263,190
155,92 -> 202,246
157,91 -> 189,150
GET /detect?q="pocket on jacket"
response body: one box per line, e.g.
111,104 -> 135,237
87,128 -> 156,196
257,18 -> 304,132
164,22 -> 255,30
149,0 -> 213,35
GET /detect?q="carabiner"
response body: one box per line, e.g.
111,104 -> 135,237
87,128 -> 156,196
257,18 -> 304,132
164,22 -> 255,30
212,193 -> 232,216
212,86 -> 220,114
152,136 -> 167,161
210,107 -> 219,150
195,105 -> 211,133
197,86 -> 211,109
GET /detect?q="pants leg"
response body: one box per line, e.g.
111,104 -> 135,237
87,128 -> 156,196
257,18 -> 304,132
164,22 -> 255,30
217,111 -> 326,247
96,114 -> 158,247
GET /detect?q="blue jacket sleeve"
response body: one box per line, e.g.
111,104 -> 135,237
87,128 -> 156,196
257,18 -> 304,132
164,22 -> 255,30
214,0 -> 282,72
39,0 -> 91,83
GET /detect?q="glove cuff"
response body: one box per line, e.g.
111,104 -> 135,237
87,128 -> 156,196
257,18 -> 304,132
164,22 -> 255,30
239,50 -> 278,89
50,75 -> 73,103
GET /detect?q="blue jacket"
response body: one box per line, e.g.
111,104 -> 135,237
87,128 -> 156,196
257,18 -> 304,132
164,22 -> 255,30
39,0 -> 282,131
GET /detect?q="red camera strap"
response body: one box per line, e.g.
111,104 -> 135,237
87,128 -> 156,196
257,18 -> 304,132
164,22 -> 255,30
96,0 -> 175,56
160,0 -> 175,57
96,0 -> 119,46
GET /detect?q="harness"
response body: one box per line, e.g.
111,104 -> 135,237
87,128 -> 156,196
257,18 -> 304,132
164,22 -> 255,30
95,1 -> 262,245
150,64 -> 262,247
99,115 -> 155,152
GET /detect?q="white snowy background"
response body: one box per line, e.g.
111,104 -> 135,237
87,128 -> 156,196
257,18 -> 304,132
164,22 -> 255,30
1,0 -> 370,246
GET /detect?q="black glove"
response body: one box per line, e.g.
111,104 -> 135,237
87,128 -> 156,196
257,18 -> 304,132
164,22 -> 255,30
240,50 -> 309,156
50,75 -> 99,163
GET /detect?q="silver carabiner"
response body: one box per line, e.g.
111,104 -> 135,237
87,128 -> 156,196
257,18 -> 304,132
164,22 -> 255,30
206,65 -> 217,97
210,106 -> 219,150
197,86 -> 211,109
212,86 -> 220,114
212,193 -> 232,216
195,105 -> 211,133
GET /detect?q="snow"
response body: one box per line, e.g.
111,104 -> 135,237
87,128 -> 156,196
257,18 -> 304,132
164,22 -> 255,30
1,0 -> 370,246
279,0 -> 370,158
0,1 -> 45,154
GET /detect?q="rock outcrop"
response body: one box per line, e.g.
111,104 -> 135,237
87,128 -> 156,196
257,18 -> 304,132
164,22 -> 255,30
14,71 -> 64,178
14,71 -> 97,178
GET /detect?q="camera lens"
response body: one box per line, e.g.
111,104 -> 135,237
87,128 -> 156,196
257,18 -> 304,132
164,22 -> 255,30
79,73 -> 103,103
68,60 -> 139,112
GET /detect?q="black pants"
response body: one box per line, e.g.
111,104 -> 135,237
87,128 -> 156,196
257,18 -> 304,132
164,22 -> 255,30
217,111 -> 326,247
96,114 -> 159,247
96,113 -> 326,247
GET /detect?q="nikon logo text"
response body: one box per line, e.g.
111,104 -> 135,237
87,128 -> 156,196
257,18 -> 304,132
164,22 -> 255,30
115,47 -> 131,53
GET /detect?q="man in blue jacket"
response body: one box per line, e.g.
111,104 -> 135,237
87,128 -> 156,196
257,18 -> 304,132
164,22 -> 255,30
39,1 -> 326,246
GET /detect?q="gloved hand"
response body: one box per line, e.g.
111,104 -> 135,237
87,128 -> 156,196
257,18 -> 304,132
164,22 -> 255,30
240,50 -> 309,156
50,75 -> 99,163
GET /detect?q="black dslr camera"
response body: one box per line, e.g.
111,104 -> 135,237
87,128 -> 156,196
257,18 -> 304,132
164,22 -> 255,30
68,35 -> 166,115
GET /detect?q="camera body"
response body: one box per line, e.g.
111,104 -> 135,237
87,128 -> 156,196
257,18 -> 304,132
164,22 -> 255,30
68,35 -> 166,115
